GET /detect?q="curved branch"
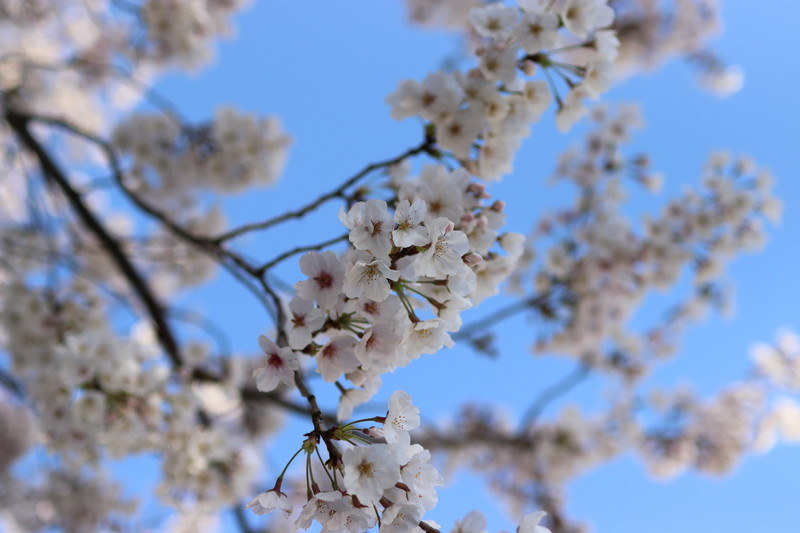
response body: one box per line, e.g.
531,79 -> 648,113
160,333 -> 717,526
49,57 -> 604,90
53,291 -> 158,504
213,137 -> 436,243
255,233 -> 348,275
4,107 -> 184,368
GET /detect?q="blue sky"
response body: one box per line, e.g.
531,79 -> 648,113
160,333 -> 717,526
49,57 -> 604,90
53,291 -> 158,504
147,1 -> 800,531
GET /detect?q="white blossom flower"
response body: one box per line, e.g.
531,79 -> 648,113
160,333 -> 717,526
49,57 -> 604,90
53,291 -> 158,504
342,444 -> 402,505
402,319 -> 455,359
295,251 -> 345,310
555,84 -> 591,132
469,4 -> 518,40
518,511 -> 551,533
343,255 -> 399,302
245,489 -> 292,517
393,199 -> 429,248
380,503 -> 423,533
317,335 -> 359,382
341,199 -> 394,259
479,46 -> 518,85
416,217 -> 470,277
400,449 -> 444,511
338,377 -> 381,421
513,9 -> 560,53
437,109 -> 486,159
72,391 -> 106,429
297,491 -> 375,532
253,335 -> 298,392
561,0 -> 614,39
453,510 -> 487,533
286,296 -> 326,350
386,71 -> 463,122
383,390 -> 421,446
355,323 -> 401,372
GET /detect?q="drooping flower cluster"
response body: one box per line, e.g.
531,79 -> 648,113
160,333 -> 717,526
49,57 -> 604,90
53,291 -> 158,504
388,0 -> 619,181
247,390 -> 552,533
403,0 -> 741,97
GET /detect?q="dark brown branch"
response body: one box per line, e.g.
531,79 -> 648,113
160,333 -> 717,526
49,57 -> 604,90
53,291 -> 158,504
293,370 -> 342,467
255,233 -> 348,275
213,137 -> 436,243
418,520 -> 441,533
13,110 -> 282,324
4,108 -> 184,368
238,387 -> 336,425
7,110 -> 219,255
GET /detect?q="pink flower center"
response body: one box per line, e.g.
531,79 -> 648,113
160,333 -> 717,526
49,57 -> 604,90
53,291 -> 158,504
314,272 -> 333,289
267,353 -> 283,369
321,344 -> 337,359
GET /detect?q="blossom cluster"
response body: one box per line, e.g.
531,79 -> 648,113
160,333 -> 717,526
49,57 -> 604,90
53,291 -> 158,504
511,107 -> 779,377
142,0 -> 250,69
750,330 -> 800,453
403,0 -> 741,97
248,390 -> 552,533
252,164 -> 524,420
113,106 -> 290,200
0,280 -> 271,524
388,0 -> 619,181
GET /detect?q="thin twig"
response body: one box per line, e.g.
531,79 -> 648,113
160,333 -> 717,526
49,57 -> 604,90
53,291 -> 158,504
453,293 -> 550,341
214,138 -> 435,243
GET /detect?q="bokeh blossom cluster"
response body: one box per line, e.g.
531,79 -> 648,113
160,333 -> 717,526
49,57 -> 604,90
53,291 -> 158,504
0,0 -> 792,532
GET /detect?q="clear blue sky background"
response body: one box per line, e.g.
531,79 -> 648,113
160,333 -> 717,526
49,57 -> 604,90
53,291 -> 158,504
139,1 -> 800,531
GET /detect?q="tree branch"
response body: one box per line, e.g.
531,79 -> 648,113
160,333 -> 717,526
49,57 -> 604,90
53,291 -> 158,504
213,137 -> 436,243
4,107 -> 185,368
293,370 -> 342,467
255,233 -> 348,275
453,292 -> 551,341
519,363 -> 591,430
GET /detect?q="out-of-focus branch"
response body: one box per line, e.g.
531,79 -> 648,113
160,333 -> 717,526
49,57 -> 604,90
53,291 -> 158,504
453,292 -> 551,341
519,363 -> 591,430
4,107 -> 185,368
0,368 -> 24,399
